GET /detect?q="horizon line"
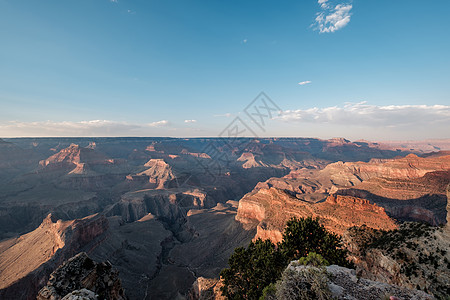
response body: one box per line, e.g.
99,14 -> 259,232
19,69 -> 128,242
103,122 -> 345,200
2,136 -> 450,142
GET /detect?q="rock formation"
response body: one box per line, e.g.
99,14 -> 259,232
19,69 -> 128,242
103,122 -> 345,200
38,144 -> 129,179
236,187 -> 398,243
0,214 -> 108,299
180,149 -> 211,159
1,137 -> 448,299
36,252 -> 125,300
126,159 -> 176,189
236,152 -> 450,242
446,183 -> 450,234
188,277 -> 225,300
280,263 -> 433,300
343,222 -> 450,299
0,214 -> 69,290
61,289 -> 98,300
39,144 -> 109,172
237,152 -> 269,168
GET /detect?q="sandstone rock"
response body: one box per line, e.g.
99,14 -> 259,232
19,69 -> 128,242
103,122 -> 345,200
188,277 -> 225,300
236,187 -> 398,243
38,144 -> 128,179
36,252 -> 125,300
0,214 -> 109,299
237,152 -> 269,168
39,144 -> 108,171
180,149 -> 211,159
139,159 -> 176,189
238,153 -> 450,239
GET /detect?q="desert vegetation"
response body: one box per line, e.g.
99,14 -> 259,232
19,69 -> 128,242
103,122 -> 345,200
220,217 -> 352,299
220,217 -> 448,300
345,222 -> 450,299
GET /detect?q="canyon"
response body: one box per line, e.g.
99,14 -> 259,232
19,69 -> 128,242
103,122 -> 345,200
236,153 -> 450,242
0,137 -> 448,299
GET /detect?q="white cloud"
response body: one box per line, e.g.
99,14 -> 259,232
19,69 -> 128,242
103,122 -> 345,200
110,0 -> 118,3
278,102 -> 450,127
313,1 -> 353,33
147,120 -> 169,127
0,120 -> 175,137
184,119 -> 197,123
0,120 -> 140,137
214,113 -> 233,118
298,80 -> 312,85
243,39 -> 248,43
318,0 -> 329,8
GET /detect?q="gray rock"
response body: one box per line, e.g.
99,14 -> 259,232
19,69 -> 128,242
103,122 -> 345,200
285,262 -> 434,300
61,289 -> 97,300
36,252 -> 126,300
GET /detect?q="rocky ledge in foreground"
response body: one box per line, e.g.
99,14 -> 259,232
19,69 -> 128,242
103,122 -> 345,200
37,252 -> 126,300
276,263 -> 433,300
190,263 -> 433,300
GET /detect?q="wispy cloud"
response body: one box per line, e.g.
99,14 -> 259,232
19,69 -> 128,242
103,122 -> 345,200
298,80 -> 312,86
184,119 -> 197,123
278,102 -> 450,127
214,113 -> 233,118
318,0 -> 329,8
313,1 -> 353,33
148,120 -> 169,127
110,0 -> 118,3
0,120 -> 176,137
0,120 -> 140,137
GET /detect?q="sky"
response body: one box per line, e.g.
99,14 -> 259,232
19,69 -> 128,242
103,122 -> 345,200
0,0 -> 449,140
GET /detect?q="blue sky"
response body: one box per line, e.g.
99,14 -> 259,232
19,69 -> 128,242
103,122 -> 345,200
0,0 -> 449,139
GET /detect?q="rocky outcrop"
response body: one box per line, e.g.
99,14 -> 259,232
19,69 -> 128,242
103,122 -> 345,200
36,252 -> 125,300
39,144 -> 109,171
338,170 -> 450,225
343,222 -> 450,299
281,263 -> 433,300
181,149 -> 211,159
61,289 -> 97,300
112,188 -> 210,224
38,144 -> 126,178
245,154 -> 450,229
188,277 -> 225,300
237,152 -> 269,168
236,187 -> 398,243
126,159 -> 176,189
0,214 -> 109,299
326,153 -> 450,181
0,214 -> 70,290
446,183 -> 450,234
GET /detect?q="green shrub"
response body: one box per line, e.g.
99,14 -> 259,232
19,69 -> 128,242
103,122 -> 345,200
221,217 -> 352,299
259,283 -> 277,300
275,266 -> 332,300
298,252 -> 329,267
280,217 -> 352,267
220,239 -> 285,300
